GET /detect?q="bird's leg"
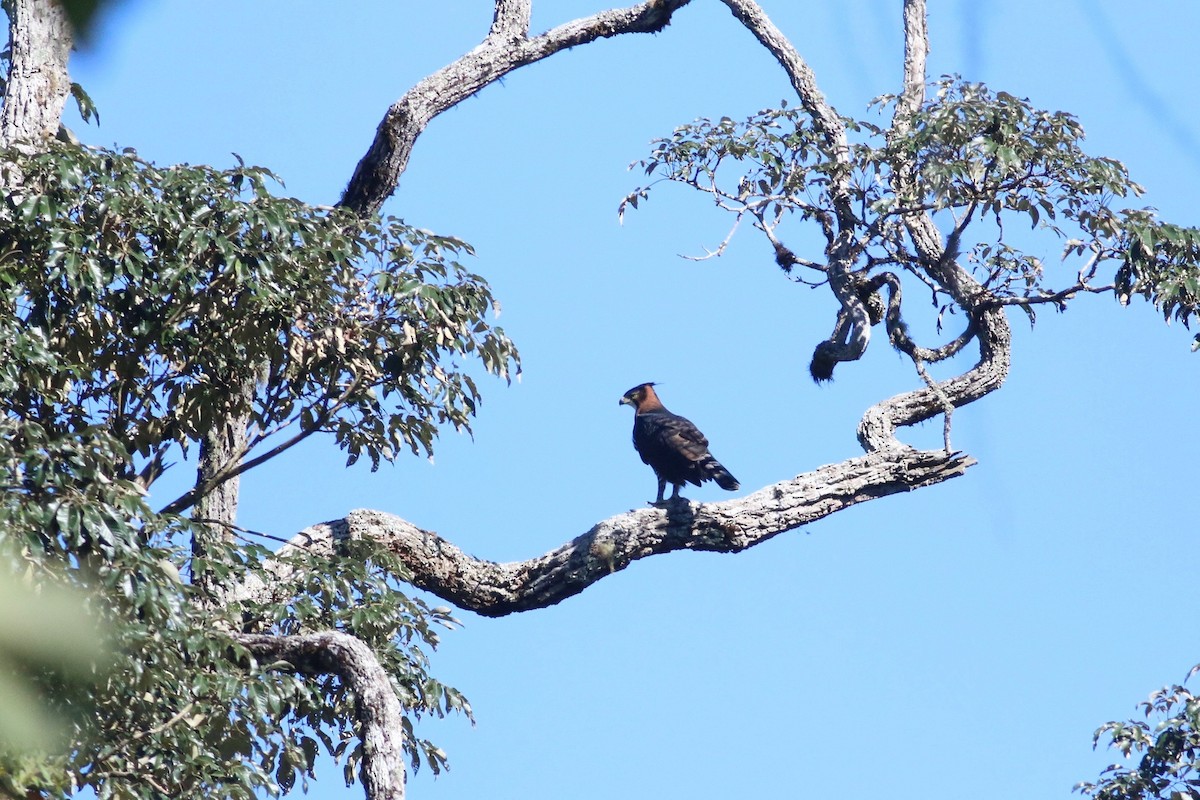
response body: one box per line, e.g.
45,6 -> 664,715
651,477 -> 667,505
669,483 -> 684,503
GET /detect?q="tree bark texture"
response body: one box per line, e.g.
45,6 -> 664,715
0,0 -> 71,148
234,632 -> 408,800
858,0 -> 1011,450
338,0 -> 694,215
236,447 -> 974,617
191,381 -> 254,602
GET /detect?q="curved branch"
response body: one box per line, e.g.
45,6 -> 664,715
856,327 -> 1006,451
868,271 -> 977,364
716,0 -> 887,385
809,305 -> 872,382
856,0 -> 1012,452
237,448 -> 974,617
715,0 -> 852,219
339,0 -> 694,215
233,631 -> 408,800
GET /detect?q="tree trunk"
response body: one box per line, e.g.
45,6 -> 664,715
190,374 -> 258,601
1,0 -> 71,148
190,413 -> 248,600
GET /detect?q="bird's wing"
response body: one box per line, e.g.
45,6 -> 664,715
657,413 -> 711,462
635,412 -> 707,462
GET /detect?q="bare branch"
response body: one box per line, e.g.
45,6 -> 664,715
758,225 -> 827,274
862,271 -> 977,365
911,358 -> 954,452
715,0 -> 852,207
713,1 -> 891,385
489,0 -> 532,40
680,211 -> 744,261
983,282 -> 1115,310
856,0 -> 1012,452
1076,247 -> 1103,285
340,0 -> 694,215
897,0 -> 928,118
235,448 -> 974,617
809,305 -> 872,381
234,631 -> 408,800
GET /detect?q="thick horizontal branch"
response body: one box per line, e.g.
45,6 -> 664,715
233,631 -> 407,800
240,448 -> 973,618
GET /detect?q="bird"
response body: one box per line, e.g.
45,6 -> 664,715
618,382 -> 739,505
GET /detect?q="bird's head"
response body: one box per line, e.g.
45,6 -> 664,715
619,382 -> 662,411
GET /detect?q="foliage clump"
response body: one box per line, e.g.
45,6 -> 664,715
624,77 -> 1200,346
1076,666 -> 1200,800
0,143 -> 512,797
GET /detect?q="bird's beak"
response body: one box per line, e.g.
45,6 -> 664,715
618,396 -> 631,406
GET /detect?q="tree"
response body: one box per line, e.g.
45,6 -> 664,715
1,1 -> 1198,799
1078,664 -> 1200,800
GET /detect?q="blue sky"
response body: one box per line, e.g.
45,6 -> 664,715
62,1 -> 1200,798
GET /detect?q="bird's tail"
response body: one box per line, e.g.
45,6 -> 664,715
702,457 -> 739,491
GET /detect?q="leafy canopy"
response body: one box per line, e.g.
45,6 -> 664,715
1,143 -> 517,490
0,142 -> 514,797
1076,665 -> 1200,800
623,77 -> 1200,334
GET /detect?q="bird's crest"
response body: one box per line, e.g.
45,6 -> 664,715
620,382 -> 664,412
